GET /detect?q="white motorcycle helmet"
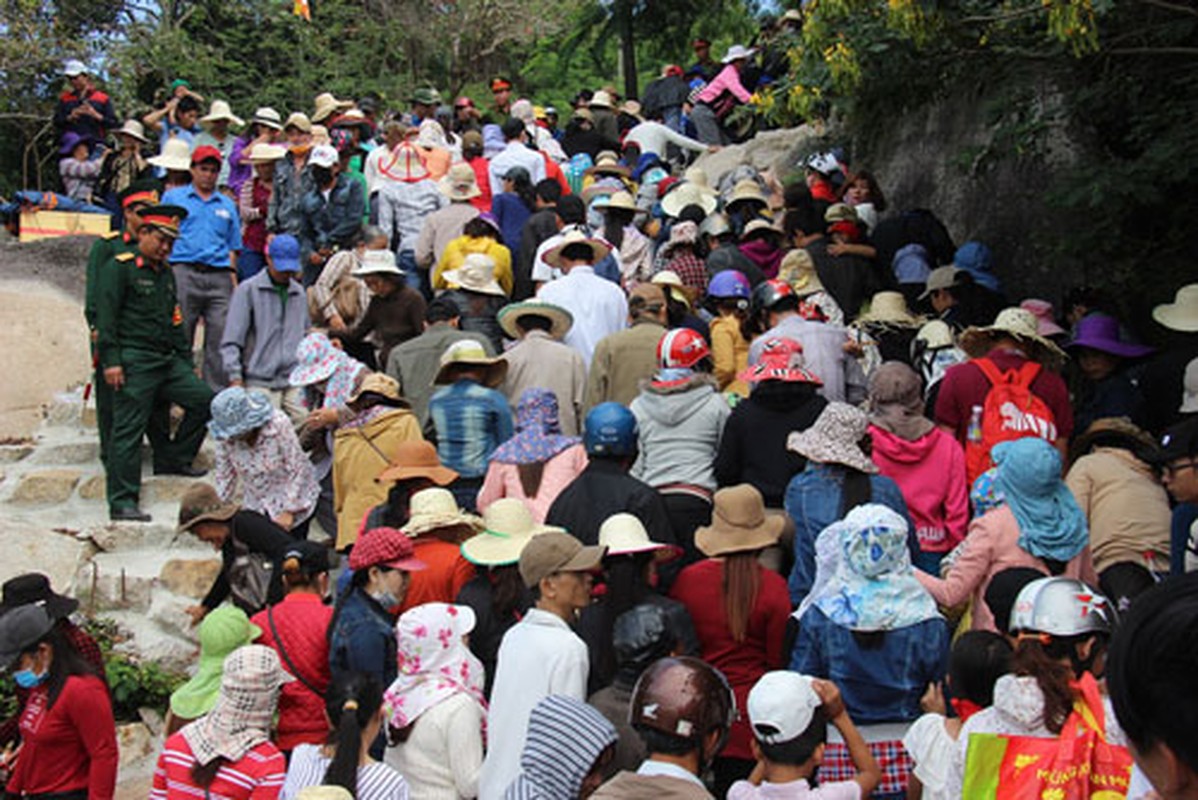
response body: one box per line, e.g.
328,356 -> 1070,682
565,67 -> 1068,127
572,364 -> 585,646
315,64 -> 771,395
1009,576 -> 1115,637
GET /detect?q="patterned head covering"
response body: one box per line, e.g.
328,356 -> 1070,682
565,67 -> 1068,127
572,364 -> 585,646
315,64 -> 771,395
797,504 -> 941,632
505,695 -> 618,799
970,467 -> 1005,517
488,388 -> 580,466
181,644 -> 294,766
288,332 -> 368,409
383,603 -> 486,731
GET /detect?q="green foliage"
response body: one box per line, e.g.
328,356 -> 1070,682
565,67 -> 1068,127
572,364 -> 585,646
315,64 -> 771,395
81,616 -> 187,723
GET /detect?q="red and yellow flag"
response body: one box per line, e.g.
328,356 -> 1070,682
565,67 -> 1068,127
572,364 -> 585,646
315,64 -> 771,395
293,0 -> 310,21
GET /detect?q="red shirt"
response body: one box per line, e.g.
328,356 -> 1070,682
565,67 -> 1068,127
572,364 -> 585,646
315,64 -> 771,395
934,348 -> 1074,443
6,674 -> 117,800
250,593 -> 333,751
670,559 -> 790,761
151,734 -> 285,800
400,537 -> 477,613
468,156 -> 493,213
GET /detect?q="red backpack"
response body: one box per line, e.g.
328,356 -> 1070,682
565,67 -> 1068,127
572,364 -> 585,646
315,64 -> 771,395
964,358 -> 1058,486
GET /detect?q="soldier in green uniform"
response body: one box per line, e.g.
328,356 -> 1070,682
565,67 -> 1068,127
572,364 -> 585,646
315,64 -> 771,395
95,205 -> 214,521
85,182 -> 159,467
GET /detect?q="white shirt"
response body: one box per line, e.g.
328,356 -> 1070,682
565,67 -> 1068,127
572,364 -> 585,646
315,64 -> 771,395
624,121 -> 708,158
282,744 -> 410,800
536,265 -> 628,369
748,314 -> 866,404
488,141 -> 545,198
364,144 -> 396,195
636,760 -> 707,788
476,608 -> 589,800
384,692 -> 484,800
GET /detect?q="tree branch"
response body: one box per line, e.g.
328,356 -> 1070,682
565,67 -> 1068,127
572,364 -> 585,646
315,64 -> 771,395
1138,0 -> 1198,18
1108,46 -> 1198,55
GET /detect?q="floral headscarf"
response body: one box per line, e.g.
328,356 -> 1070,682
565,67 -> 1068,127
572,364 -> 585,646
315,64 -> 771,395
797,504 -> 941,632
384,603 -> 487,732
970,467 -> 1005,517
488,388 -> 580,465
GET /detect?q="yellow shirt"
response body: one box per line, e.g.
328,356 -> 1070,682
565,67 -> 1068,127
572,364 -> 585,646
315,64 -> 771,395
711,314 -> 750,397
433,235 -> 513,296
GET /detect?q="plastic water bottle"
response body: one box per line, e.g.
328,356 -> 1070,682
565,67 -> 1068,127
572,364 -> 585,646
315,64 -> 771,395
967,405 -> 983,444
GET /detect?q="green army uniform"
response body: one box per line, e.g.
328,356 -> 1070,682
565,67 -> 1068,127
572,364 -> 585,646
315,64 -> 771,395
85,229 -> 136,466
95,247 -> 213,516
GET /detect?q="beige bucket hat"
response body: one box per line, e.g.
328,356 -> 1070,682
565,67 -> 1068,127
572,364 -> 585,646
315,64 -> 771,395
694,484 -> 786,557
200,100 -> 244,127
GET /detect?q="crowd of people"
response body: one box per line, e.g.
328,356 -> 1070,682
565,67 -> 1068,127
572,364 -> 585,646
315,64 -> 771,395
1,50 -> 1198,800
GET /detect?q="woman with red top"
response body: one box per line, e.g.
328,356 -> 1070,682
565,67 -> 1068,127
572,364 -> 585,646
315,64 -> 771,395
394,487 -> 480,613
0,604 -> 117,800
669,483 -> 791,797
152,645 -> 291,800
237,142 -> 285,280
251,540 -> 334,754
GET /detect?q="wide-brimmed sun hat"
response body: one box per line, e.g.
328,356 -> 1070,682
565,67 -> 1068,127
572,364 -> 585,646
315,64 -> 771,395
289,332 -> 344,387
727,179 -> 769,208
1066,314 -> 1154,359
246,143 -> 286,163
598,513 -> 680,561
0,574 -> 79,620
208,387 -> 274,440
115,119 -> 149,143
1019,299 -> 1066,338
695,484 -> 786,557
460,499 -> 563,566
353,249 -> 405,277
200,100 -> 244,127
497,301 -> 574,340
433,339 -> 508,386
544,229 -> 612,268
856,291 -> 924,327
312,92 -> 353,123
250,107 -> 283,131
402,488 -> 483,538
442,253 -> 506,297
147,138 -> 192,171
603,190 -> 638,212
438,163 -> 482,201
284,112 -> 313,133
377,440 -> 459,485
959,307 -> 1067,361
585,153 -> 631,180
1153,284 -> 1198,333
721,44 -> 758,63
787,401 -> 878,474
661,183 -> 719,218
177,482 -> 240,533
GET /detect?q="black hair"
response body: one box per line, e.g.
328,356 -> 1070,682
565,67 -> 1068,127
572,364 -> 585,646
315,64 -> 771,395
849,170 -> 888,212
596,553 -> 655,681
984,568 -> 1045,633
535,179 -> 562,204
281,549 -> 328,591
324,671 -> 384,796
556,195 -> 586,225
1108,572 -> 1198,774
490,563 -> 527,625
464,216 -> 501,242
783,182 -> 812,209
637,726 -> 698,756
949,631 -> 1013,708
840,466 -> 873,517
755,706 -> 828,766
501,117 -> 526,141
503,167 -> 536,211
516,313 -> 554,333
426,297 -> 462,324
24,625 -> 98,713
561,242 -> 595,262
603,207 -> 635,250
678,204 -> 707,226
177,95 -> 201,115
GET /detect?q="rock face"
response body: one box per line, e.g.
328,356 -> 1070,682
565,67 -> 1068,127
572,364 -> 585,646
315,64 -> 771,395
10,468 -> 83,504
0,519 -> 94,595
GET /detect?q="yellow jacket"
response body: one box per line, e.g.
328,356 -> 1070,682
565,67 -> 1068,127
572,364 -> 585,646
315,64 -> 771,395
711,314 -> 749,397
332,407 -> 422,549
433,235 -> 513,295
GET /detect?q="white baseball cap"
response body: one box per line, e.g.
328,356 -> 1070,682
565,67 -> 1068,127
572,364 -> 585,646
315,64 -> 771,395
308,144 -> 339,168
63,59 -> 88,77
747,671 -> 822,744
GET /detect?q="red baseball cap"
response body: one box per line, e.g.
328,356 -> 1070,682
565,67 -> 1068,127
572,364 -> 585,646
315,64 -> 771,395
191,145 -> 223,166
693,38 -> 711,49
348,526 -> 428,572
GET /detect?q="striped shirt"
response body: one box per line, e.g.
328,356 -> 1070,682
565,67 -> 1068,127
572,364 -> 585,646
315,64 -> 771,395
428,379 -> 515,478
151,734 -> 285,800
280,744 -> 410,800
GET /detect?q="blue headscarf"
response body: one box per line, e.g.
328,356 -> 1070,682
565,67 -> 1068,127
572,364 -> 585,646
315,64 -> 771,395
993,437 -> 1088,562
954,241 -> 1001,292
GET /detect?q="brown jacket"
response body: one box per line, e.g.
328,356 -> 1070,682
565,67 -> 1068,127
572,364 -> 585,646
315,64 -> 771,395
591,770 -> 714,800
586,319 -> 666,409
332,407 -> 422,548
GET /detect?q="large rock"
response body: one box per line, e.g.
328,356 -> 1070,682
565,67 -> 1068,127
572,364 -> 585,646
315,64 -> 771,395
116,722 -> 156,767
693,125 -> 821,187
78,473 -> 106,500
0,519 -> 93,596
0,444 -> 33,463
32,441 -> 100,465
105,608 -> 199,672
9,468 -> 82,504
158,557 -> 222,599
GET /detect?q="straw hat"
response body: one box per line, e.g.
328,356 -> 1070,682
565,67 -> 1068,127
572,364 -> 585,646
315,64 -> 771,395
741,219 -> 781,240
586,152 -> 631,179
620,100 -> 644,121
824,203 -> 859,225
683,166 -> 718,197
200,100 -> 244,127
312,92 -> 353,123
246,143 -> 286,163
377,440 -> 459,485
777,249 -> 823,297
147,138 -> 192,171
959,307 -> 1067,360
381,142 -> 430,182
599,513 -> 680,560
1071,417 -> 1159,462
544,229 -> 612,268
441,253 -> 506,297
660,183 -> 719,218
460,499 -> 563,565
590,90 -> 615,109
250,107 -> 283,131
603,190 -> 638,212
855,291 -> 924,326
433,339 -> 508,386
353,249 -> 405,277
497,300 -> 574,340
695,484 -> 786,557
727,179 -> 768,208
438,163 -> 482,201
346,372 -> 402,405
115,120 -> 149,144
403,487 -> 483,538
787,402 -> 878,474
1153,284 -> 1198,333
284,112 -> 313,133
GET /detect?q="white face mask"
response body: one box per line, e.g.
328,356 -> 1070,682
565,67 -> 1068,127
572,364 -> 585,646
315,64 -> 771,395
369,588 -> 399,609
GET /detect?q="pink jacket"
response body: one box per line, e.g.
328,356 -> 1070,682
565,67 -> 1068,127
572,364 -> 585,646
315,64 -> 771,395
915,504 -> 1098,632
476,444 -> 588,522
696,65 -> 752,105
869,425 -> 969,553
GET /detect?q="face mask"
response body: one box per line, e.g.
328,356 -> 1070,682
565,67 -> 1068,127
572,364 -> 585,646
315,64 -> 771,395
370,589 -> 399,609
13,667 -> 47,689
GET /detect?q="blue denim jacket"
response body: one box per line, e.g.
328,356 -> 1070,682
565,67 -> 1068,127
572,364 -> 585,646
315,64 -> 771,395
784,463 -> 914,605
328,587 -> 397,690
791,606 -> 949,723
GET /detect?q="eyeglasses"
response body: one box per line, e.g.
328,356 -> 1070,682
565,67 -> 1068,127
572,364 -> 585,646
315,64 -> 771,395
1163,460 -> 1198,478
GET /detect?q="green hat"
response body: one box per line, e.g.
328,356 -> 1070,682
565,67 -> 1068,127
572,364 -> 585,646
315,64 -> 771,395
169,606 -> 262,720
411,87 -> 442,106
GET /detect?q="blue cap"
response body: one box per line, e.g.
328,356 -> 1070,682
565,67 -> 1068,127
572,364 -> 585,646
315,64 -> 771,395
268,234 -> 301,273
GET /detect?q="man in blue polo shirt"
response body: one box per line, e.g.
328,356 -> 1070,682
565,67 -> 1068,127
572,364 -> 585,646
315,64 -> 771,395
163,145 -> 242,389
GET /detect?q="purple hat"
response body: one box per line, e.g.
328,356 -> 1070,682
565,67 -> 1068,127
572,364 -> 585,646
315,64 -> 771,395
1067,314 -> 1154,359
59,131 -> 92,156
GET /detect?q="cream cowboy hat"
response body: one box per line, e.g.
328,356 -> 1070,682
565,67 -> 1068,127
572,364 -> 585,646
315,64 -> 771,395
200,100 -> 244,127
695,484 -> 786,557
147,138 -> 193,171
727,179 -> 769,207
433,339 -> 507,386
544,229 -> 612,268
403,488 -> 483,538
353,249 -> 405,277
959,307 -> 1067,360
855,291 -> 924,327
442,253 -> 506,297
497,301 -> 574,341
603,190 -> 638,212
460,499 -> 563,565
1153,284 -> 1198,333
661,183 -> 719,218
438,163 -> 482,201
312,92 -> 354,123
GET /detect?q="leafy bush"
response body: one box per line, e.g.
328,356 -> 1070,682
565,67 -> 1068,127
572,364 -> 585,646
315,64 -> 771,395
81,616 -> 187,723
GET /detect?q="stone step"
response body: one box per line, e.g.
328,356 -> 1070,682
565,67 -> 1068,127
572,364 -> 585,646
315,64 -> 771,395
78,545 -> 220,615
